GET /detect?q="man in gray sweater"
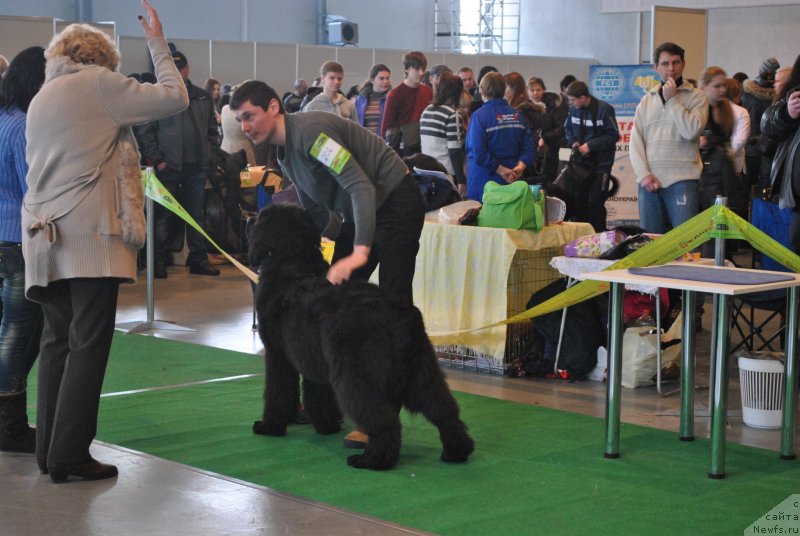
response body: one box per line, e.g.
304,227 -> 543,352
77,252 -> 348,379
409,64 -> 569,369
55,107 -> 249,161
231,80 -> 424,299
231,80 -> 425,450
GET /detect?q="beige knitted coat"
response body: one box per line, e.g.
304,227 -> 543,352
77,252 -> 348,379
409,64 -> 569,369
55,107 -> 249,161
22,37 -> 188,302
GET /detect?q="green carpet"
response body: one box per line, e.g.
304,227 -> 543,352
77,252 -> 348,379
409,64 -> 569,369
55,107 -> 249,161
27,334 -> 264,400
42,335 -> 800,534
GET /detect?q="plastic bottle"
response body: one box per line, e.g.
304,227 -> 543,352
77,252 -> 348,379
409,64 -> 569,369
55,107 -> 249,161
634,310 -> 655,327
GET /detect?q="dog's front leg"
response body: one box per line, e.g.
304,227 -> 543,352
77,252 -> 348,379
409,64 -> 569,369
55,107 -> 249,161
253,351 -> 299,436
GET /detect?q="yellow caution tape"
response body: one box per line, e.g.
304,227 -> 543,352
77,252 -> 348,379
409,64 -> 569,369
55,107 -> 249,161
451,204 -> 800,334
143,167 -> 800,333
142,169 -> 259,284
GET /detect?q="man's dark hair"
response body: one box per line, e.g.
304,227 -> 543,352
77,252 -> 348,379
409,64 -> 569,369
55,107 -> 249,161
560,74 -> 576,91
565,80 -> 590,99
653,42 -> 685,65
457,67 -> 473,76
403,51 -> 427,72
369,63 -> 390,79
433,71 -> 463,106
733,72 -> 748,84
230,80 -> 284,114
477,65 -> 498,83
0,46 -> 46,112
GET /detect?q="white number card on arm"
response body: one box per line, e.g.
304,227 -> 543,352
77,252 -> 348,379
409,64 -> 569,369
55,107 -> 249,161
309,133 -> 352,174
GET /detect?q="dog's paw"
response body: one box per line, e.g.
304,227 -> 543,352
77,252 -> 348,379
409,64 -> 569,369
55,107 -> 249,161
346,453 -> 395,471
440,441 -> 474,463
347,454 -> 376,470
311,421 -> 341,435
252,420 -> 287,436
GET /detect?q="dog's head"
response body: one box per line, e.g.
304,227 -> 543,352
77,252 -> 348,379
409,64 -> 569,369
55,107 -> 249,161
249,204 -> 329,276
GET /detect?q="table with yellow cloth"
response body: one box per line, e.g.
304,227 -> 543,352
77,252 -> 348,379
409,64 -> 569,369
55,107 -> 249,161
412,213 -> 594,367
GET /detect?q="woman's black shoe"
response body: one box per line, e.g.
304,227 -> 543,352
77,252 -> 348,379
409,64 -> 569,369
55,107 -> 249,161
49,458 -> 118,483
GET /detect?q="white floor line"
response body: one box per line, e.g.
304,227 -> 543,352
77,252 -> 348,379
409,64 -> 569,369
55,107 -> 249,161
100,373 -> 263,398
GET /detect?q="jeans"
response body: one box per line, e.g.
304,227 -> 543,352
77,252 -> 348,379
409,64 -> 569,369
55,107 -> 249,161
637,179 -> 699,234
0,243 -> 43,394
332,175 -> 425,304
154,164 -> 208,265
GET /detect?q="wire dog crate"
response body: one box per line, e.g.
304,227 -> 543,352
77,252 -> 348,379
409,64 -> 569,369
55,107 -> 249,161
436,246 -> 563,374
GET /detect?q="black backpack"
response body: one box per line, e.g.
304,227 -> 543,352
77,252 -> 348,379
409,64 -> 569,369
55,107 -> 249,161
412,173 -> 460,212
513,279 -> 603,380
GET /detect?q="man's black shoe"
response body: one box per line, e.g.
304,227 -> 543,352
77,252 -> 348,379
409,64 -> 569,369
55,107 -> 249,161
189,259 -> 220,276
154,259 -> 168,279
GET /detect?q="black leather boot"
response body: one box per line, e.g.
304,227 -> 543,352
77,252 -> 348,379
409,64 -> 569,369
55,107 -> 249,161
0,392 -> 36,454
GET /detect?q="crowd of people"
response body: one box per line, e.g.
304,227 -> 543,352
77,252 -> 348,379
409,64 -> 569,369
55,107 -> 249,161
1,0 -> 799,484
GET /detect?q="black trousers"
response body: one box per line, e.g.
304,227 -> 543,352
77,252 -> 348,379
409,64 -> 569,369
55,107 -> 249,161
36,278 -> 120,470
571,168 -> 611,233
332,175 -> 425,304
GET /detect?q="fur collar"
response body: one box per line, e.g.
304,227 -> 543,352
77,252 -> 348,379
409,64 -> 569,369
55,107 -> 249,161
743,79 -> 774,101
45,55 -> 107,84
117,128 -> 146,248
522,100 -> 546,113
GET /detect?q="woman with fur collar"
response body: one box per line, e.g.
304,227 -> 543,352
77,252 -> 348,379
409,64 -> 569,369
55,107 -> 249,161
742,58 -> 779,186
22,0 -> 188,483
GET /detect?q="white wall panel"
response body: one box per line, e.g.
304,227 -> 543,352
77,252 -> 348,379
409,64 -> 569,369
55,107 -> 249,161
211,40 -> 255,86
0,16 -> 55,59
118,36 -> 152,75
254,43 -> 297,95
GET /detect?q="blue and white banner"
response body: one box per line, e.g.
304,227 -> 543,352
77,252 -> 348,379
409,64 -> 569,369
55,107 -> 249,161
589,64 -> 659,227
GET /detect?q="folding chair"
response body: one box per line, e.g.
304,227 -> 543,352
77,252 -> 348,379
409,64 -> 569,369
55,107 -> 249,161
728,196 -> 791,354
729,289 -> 786,354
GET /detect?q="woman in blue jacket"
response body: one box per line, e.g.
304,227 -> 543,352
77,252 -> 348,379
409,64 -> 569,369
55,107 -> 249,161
0,46 -> 46,454
465,72 -> 534,201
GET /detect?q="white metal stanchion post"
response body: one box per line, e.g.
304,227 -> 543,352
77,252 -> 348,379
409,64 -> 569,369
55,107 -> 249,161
115,167 -> 195,333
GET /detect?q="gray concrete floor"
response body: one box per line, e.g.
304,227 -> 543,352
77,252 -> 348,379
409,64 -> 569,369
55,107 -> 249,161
1,443 -> 431,536
2,256 -> 795,535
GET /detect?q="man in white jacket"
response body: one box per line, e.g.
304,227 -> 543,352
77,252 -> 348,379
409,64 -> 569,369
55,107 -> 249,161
630,42 -> 708,233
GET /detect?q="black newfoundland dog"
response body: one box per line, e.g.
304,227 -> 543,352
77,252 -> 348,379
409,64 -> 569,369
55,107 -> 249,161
249,204 -> 474,470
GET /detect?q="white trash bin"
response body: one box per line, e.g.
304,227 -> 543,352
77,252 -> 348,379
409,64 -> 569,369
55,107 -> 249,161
738,356 -> 785,429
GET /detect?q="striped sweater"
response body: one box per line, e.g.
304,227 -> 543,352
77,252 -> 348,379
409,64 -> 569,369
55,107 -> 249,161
420,104 -> 465,182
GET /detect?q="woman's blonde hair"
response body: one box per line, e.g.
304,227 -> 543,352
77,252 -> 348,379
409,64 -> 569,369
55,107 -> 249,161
45,23 -> 120,71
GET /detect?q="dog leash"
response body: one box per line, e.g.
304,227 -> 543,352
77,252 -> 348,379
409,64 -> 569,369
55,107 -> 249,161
143,170 -> 259,283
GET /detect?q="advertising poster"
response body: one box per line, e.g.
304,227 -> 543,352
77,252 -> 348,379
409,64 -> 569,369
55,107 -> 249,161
588,64 -> 660,227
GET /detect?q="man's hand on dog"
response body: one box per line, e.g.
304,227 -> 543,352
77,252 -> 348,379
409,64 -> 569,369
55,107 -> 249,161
327,245 -> 370,285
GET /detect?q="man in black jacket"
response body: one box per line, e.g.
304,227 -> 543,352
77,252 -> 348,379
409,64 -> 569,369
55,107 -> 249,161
563,80 -> 619,231
139,49 -> 221,278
